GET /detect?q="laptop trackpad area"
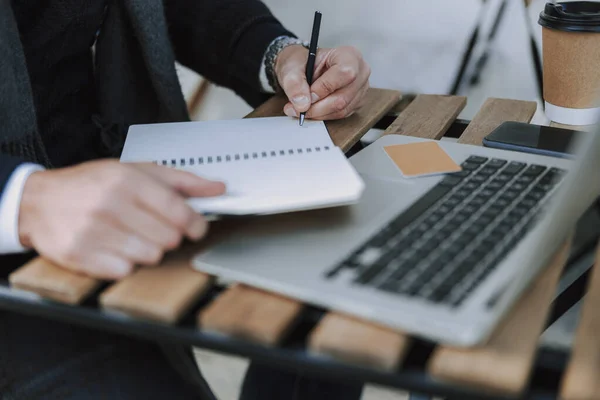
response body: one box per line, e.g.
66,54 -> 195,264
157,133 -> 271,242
194,175 -> 429,278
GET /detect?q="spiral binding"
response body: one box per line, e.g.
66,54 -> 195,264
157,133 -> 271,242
154,145 -> 331,167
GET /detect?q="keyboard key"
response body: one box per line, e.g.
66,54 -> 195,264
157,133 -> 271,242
440,176 -> 463,187
444,197 -> 462,207
468,196 -> 487,208
454,235 -> 472,248
463,181 -> 481,191
503,161 -> 526,175
523,165 -> 547,177
437,204 -> 453,214
476,213 -> 495,225
487,181 -> 505,191
457,209 -> 473,220
463,204 -> 479,215
430,284 -> 454,302
491,177 -> 509,186
516,175 -> 535,184
499,191 -> 520,203
471,175 -> 488,184
461,162 -> 481,171
535,181 -> 554,192
504,214 -> 522,226
488,159 -> 508,168
508,182 -> 527,192
495,223 -> 513,236
526,191 -> 546,202
439,223 -> 456,236
494,197 -> 511,209
355,262 -> 388,284
495,173 -> 514,182
357,248 -> 383,265
479,167 -> 498,176
520,197 -> 537,209
509,207 -> 528,219
466,156 -> 488,164
452,170 -> 471,178
424,213 -> 444,225
479,188 -> 497,198
453,190 -> 471,200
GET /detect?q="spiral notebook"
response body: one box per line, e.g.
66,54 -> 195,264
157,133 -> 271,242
119,117 -> 365,216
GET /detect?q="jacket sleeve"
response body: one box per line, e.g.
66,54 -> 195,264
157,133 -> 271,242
164,0 -> 296,107
0,155 -> 23,199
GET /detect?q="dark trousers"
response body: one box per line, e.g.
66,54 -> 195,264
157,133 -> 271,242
0,311 -> 364,399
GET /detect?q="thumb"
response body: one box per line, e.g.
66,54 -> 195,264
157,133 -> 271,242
279,69 -> 311,115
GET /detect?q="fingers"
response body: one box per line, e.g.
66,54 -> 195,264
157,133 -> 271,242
113,201 -> 183,250
130,164 -> 218,240
95,221 -> 164,265
119,170 -> 207,241
282,46 -> 371,121
133,163 -> 226,198
80,253 -> 135,280
309,48 -> 361,104
288,79 -> 368,121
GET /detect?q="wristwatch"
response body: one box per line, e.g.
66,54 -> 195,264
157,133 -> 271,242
264,36 -> 310,92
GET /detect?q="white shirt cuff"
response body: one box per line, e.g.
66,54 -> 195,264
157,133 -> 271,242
0,163 -> 45,254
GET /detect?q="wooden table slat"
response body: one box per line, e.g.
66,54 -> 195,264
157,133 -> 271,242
327,88 -> 402,150
458,98 -> 537,145
383,94 -> 466,139
309,313 -> 411,370
198,284 -> 303,345
100,246 -> 213,324
560,242 -> 600,400
9,258 -> 101,305
429,242 -> 571,395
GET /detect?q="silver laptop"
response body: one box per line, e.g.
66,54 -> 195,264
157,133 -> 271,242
193,122 -> 600,347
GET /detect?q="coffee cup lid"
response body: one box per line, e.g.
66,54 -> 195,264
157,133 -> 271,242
539,1 -> 600,33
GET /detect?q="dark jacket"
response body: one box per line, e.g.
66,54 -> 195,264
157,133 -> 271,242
0,0 -> 293,195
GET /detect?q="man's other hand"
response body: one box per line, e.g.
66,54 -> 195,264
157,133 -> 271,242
18,160 -> 225,280
275,45 -> 371,121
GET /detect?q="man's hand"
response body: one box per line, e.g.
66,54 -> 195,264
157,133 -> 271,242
275,45 -> 371,121
18,160 -> 225,280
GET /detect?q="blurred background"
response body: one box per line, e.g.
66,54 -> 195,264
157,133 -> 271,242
178,0 -> 551,128
187,1 -> 581,398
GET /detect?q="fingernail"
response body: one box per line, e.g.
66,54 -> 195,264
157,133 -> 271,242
285,107 -> 297,117
292,95 -> 309,106
311,92 -> 320,103
188,216 -> 208,241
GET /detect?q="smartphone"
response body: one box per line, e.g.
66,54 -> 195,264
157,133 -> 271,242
482,121 -> 583,159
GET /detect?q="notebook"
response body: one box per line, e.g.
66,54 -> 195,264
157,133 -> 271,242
119,117 -> 365,216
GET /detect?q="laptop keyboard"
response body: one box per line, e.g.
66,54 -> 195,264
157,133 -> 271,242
325,156 -> 566,307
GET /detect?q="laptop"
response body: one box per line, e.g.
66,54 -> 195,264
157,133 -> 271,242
192,122 -> 600,347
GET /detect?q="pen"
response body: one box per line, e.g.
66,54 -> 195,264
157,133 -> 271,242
299,11 -> 322,126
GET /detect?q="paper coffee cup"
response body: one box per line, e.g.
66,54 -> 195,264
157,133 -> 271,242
539,2 -> 600,126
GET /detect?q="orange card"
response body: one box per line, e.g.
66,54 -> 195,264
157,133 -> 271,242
384,141 -> 462,178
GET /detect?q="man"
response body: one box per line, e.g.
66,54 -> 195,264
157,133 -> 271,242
0,0 -> 370,399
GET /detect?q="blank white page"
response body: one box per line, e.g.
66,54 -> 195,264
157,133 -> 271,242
120,117 -> 364,215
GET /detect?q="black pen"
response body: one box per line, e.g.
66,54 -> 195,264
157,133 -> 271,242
299,11 -> 322,126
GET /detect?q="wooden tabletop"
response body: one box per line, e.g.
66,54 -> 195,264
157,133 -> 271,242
7,88 -> 598,398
